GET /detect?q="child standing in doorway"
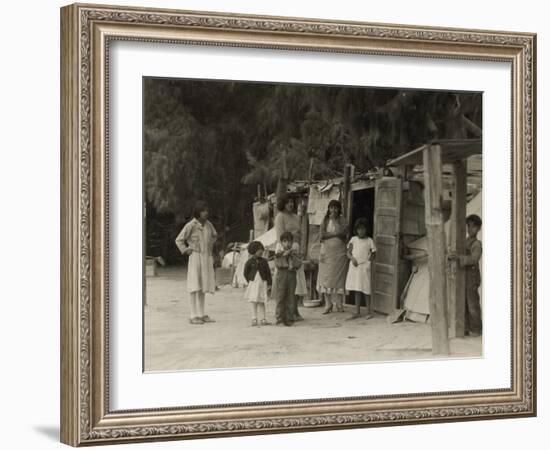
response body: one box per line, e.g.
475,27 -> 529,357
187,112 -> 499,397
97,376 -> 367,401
449,214 -> 483,336
345,218 -> 377,320
243,241 -> 272,326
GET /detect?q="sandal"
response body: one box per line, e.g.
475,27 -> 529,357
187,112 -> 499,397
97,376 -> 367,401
189,317 -> 204,325
251,319 -> 258,327
364,313 -> 374,320
260,319 -> 272,326
346,313 -> 361,320
201,315 -> 216,323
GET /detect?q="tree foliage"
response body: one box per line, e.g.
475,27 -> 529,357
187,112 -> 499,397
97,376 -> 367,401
144,78 -> 481,246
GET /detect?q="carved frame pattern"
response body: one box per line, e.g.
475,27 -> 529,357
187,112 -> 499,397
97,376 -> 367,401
60,3 -> 536,446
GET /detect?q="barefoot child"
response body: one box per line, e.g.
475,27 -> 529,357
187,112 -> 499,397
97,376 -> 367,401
243,241 -> 272,326
274,232 -> 302,326
345,218 -> 376,320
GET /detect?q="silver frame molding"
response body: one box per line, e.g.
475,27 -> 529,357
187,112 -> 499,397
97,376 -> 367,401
60,3 -> 536,446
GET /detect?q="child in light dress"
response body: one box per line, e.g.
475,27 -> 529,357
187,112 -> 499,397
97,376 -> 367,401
345,218 -> 376,320
243,241 -> 273,326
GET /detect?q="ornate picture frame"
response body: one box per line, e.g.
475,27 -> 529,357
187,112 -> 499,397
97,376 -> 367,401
60,3 -> 536,446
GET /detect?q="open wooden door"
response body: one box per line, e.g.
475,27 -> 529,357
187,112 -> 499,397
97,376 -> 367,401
372,177 -> 402,314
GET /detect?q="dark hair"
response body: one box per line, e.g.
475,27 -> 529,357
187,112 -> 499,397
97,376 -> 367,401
325,199 -> 342,220
280,231 -> 294,243
353,217 -> 369,235
276,194 -> 295,213
193,201 -> 209,219
466,214 -> 482,228
247,241 -> 264,255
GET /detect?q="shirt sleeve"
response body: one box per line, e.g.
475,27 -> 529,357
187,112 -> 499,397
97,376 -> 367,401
459,240 -> 482,267
175,223 -> 191,254
263,259 -> 273,285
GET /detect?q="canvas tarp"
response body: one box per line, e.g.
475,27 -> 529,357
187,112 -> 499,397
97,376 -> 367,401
253,201 -> 270,239
307,184 -> 341,225
232,228 -> 278,287
403,191 -> 482,317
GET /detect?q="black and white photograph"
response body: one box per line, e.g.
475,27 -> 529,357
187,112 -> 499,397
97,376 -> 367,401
143,77 -> 483,371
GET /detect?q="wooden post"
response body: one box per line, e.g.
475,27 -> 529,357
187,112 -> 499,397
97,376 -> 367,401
300,199 -> 309,257
448,160 -> 467,338
230,242 -> 238,287
343,164 -> 354,236
276,148 -> 289,206
308,157 -> 314,182
423,145 -> 450,355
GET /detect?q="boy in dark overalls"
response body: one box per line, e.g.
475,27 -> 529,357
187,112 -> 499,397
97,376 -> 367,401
450,214 -> 483,336
274,231 -> 302,326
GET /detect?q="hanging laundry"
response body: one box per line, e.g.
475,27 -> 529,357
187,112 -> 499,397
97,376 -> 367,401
307,184 -> 341,225
252,201 -> 270,238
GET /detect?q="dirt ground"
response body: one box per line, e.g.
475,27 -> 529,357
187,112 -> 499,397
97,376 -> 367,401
144,266 -> 482,372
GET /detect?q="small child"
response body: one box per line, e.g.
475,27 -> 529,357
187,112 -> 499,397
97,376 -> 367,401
449,214 -> 483,336
345,218 -> 376,320
243,241 -> 273,326
274,232 -> 302,326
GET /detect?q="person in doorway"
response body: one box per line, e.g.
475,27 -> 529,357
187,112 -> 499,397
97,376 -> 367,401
345,218 -> 377,320
448,214 -> 483,336
175,201 -> 218,325
318,200 -> 349,313
274,232 -> 302,326
243,241 -> 272,326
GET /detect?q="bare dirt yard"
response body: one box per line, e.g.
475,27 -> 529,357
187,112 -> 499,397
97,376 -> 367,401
144,266 -> 482,372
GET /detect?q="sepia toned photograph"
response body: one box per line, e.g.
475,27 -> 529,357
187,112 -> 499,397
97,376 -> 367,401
143,77 -> 483,372
59,4 -> 536,445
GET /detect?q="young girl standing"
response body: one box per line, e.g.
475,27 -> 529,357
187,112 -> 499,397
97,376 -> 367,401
175,201 -> 218,325
345,218 -> 376,320
243,241 -> 273,326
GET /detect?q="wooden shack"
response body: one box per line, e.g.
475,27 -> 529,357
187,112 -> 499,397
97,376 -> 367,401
253,139 -> 482,347
386,139 -> 482,354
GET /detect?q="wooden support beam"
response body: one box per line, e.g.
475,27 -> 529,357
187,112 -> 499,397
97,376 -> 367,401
276,149 -> 289,206
300,197 -> 309,259
423,145 -> 450,356
448,160 -> 467,338
342,164 -> 354,237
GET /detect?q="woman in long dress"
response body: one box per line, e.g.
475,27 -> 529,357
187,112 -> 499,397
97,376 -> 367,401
318,199 -> 349,313
273,194 -> 307,321
175,201 -> 218,325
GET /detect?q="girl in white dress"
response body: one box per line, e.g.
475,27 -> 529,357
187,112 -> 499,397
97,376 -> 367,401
243,241 -> 273,326
345,218 -> 376,320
